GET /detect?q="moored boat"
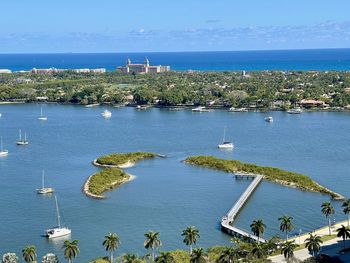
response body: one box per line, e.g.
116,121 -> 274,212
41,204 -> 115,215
264,116 -> 273,123
192,106 -> 212,112
16,129 -> 29,145
0,137 -> 8,156
37,170 -> 54,194
287,107 -> 303,114
101,110 -> 112,118
228,107 -> 248,112
45,196 -> 71,239
218,126 -> 234,149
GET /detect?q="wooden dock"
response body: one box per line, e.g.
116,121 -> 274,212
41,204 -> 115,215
221,174 -> 266,243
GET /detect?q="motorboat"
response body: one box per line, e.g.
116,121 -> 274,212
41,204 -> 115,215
192,106 -> 212,112
228,107 -> 248,112
287,107 -> 303,114
101,110 -> 112,118
264,116 -> 273,123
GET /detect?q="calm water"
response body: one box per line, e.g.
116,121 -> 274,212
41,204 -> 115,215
1,49 -> 350,71
0,104 -> 349,262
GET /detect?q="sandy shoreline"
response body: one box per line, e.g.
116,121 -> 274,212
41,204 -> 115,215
92,159 -> 135,169
83,173 -> 136,199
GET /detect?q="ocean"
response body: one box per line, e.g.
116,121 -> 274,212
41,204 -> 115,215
0,49 -> 350,72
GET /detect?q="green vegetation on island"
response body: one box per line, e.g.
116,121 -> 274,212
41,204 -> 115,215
95,152 -> 156,166
2,70 -> 350,110
87,168 -> 130,196
185,156 -> 344,200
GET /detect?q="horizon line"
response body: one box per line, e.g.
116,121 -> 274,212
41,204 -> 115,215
1,47 -> 350,55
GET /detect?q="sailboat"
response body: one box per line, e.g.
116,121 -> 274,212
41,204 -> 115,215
45,196 -> 71,239
218,127 -> 234,149
16,129 -> 29,145
0,137 -> 9,156
38,106 -> 48,120
37,170 -> 54,194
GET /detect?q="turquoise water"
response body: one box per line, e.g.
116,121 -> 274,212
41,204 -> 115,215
1,49 -> 350,71
0,104 -> 349,262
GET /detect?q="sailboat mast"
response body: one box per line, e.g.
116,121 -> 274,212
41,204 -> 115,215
223,126 -> 226,143
55,196 -> 61,228
24,132 -> 27,142
41,107 -> 43,117
42,170 -> 45,189
19,129 -> 22,141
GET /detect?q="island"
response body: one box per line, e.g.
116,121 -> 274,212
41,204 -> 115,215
185,156 -> 345,200
84,152 -> 156,199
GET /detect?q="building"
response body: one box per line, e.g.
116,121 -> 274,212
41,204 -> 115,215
117,58 -> 170,74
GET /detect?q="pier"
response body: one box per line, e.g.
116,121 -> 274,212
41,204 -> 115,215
221,174 -> 265,243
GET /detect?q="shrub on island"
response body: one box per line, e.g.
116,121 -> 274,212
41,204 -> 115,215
88,168 -> 129,196
96,152 -> 156,166
185,156 -> 342,199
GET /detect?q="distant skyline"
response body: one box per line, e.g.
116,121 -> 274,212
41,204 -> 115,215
1,0 -> 350,53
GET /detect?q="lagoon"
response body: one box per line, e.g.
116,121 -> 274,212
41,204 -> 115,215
0,104 -> 349,262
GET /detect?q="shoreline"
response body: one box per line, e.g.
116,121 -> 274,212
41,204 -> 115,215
184,158 -> 346,201
1,100 -> 350,113
83,173 -> 136,199
92,159 -> 136,169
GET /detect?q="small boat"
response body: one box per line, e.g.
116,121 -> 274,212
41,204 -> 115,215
264,116 -> 273,123
0,137 -> 9,156
37,170 -> 54,194
168,107 -> 184,111
136,105 -> 150,110
38,106 -> 48,120
16,129 -> 29,145
228,107 -> 248,112
101,110 -> 112,118
218,127 -> 234,149
85,103 -> 99,108
45,196 -> 71,239
192,106 -> 212,112
287,107 -> 303,114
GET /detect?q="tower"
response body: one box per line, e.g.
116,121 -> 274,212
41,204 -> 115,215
144,57 -> 150,67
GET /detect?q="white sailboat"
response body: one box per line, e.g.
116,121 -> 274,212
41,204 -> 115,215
218,127 -> 234,149
38,106 -> 48,120
16,129 -> 29,145
45,196 -> 71,239
37,170 -> 54,194
0,137 -> 9,156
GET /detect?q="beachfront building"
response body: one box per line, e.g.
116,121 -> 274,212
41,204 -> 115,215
117,58 -> 170,74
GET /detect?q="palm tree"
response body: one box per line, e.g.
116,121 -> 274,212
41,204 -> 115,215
321,201 -> 335,235
41,253 -> 59,263
264,235 -> 280,255
217,247 -> 238,263
251,243 -> 266,259
22,246 -> 37,263
336,225 -> 350,250
278,215 -> 294,241
190,248 -> 207,263
144,231 -> 162,262
103,232 -> 120,263
155,252 -> 175,263
250,219 -> 266,243
2,253 -> 19,263
281,241 -> 298,260
122,253 -> 138,263
342,199 -> 350,226
305,233 -> 323,257
62,240 -> 80,263
181,226 -> 200,254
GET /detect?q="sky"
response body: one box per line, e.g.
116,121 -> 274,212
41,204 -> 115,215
0,0 -> 350,53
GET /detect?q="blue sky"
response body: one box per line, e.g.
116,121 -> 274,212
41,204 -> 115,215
1,0 -> 350,53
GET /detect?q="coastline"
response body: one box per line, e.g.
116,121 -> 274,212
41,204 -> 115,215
184,157 -> 345,201
92,159 -> 136,169
83,173 -> 136,199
